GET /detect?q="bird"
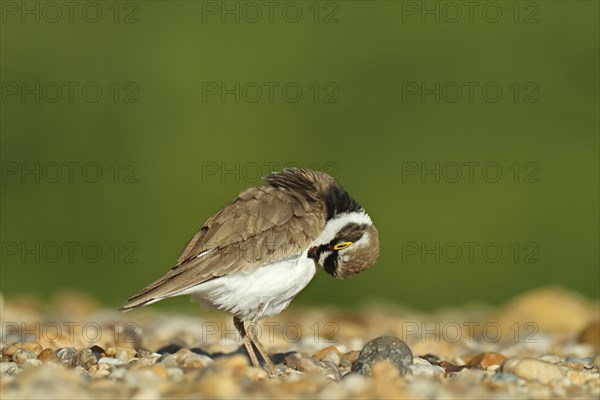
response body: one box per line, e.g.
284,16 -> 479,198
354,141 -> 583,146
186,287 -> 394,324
120,168 -> 380,375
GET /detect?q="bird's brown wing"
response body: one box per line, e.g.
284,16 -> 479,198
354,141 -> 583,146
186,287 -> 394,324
121,184 -> 325,310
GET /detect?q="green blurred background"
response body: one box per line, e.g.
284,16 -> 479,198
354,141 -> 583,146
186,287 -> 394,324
1,1 -> 598,311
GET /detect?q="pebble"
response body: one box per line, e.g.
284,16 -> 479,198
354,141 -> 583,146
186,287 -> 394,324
166,367 -> 184,381
488,372 -> 526,385
98,357 -> 123,365
12,348 -> 36,366
213,354 -> 251,374
157,353 -> 179,367
1,289 -> 598,399
22,359 -> 42,369
150,364 -> 169,379
413,357 -> 433,366
406,364 -> 445,377
564,356 -> 595,365
91,367 -> 111,378
114,349 -> 130,364
467,352 -> 507,369
88,364 -> 110,376
539,354 -> 562,364
341,350 -> 361,364
245,366 -> 269,381
283,352 -> 305,369
123,368 -> 163,387
438,361 -> 466,373
57,347 -> 77,367
89,345 -> 106,359
77,349 -> 98,370
0,361 -> 19,376
197,373 -> 240,398
284,353 -> 341,380
567,370 -> 600,385
108,367 -> 128,379
179,352 -> 213,368
339,359 -> 352,370
351,336 -> 413,377
339,350 -> 360,370
2,342 -> 43,358
502,357 -> 566,384
370,361 -> 408,398
38,349 -> 59,363
313,346 -> 341,366
136,349 -> 153,359
297,358 -> 330,373
106,346 -> 137,358
340,372 -> 369,392
577,320 -> 600,350
419,354 -> 442,365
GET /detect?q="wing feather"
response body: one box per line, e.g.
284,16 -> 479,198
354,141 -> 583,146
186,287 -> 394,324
121,182 -> 325,310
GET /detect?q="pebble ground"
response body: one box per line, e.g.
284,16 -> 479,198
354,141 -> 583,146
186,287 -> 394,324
1,287 -> 598,399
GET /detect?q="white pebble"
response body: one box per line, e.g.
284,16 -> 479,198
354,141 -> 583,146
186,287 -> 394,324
406,364 -> 445,377
412,357 -> 432,366
98,357 -> 123,365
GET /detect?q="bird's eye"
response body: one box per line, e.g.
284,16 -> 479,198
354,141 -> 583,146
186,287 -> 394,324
333,241 -> 352,250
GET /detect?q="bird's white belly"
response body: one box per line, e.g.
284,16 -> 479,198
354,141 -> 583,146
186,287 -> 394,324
177,252 -> 318,321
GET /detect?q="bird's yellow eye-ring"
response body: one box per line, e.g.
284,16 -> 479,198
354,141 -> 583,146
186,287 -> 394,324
333,241 -> 352,251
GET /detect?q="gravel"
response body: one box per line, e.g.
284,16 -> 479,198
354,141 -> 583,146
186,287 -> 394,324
0,287 -> 598,399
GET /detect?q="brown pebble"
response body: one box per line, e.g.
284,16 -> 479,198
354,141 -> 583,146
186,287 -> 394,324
2,342 -> 43,358
577,320 -> 600,350
173,348 -> 193,360
297,358 -> 325,373
313,346 -> 339,361
38,349 -> 59,363
370,361 -> 408,398
296,357 -> 341,380
214,354 -> 249,374
245,366 -> 268,381
467,352 -> 507,369
341,350 -> 360,364
439,360 -> 466,373
199,374 -> 240,398
183,359 -> 203,369
371,360 -> 401,378
77,349 -> 97,370
150,364 -> 169,379
179,352 -> 212,369
567,370 -> 593,385
106,346 -> 136,358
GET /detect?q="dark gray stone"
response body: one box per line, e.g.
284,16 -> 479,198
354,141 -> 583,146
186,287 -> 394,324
351,336 -> 413,376
57,347 -> 77,367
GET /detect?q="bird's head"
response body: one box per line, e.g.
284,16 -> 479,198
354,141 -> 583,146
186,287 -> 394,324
309,211 -> 380,279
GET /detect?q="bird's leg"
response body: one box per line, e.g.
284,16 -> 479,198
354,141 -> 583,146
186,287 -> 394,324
246,303 -> 276,376
233,316 -> 260,370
